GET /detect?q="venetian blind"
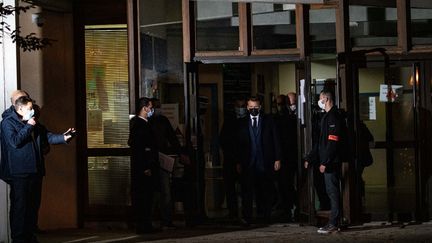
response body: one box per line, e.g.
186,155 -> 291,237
85,28 -> 131,206
84,28 -> 130,149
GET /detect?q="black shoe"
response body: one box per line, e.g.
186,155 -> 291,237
317,224 -> 339,234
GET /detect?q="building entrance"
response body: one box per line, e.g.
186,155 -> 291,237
349,56 -> 432,223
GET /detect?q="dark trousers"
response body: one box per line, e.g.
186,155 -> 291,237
241,170 -> 275,222
159,169 -> 173,226
314,166 -> 330,210
276,166 -> 296,216
223,162 -> 238,217
10,176 -> 42,243
324,171 -> 340,226
131,175 -> 154,231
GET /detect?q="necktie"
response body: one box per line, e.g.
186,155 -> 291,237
252,117 -> 257,134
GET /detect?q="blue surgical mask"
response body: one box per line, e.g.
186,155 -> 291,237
22,108 -> 34,121
147,108 -> 154,118
235,107 -> 247,118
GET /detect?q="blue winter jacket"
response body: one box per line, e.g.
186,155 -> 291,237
0,106 -> 66,181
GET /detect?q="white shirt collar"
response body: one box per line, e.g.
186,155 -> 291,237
138,115 -> 148,122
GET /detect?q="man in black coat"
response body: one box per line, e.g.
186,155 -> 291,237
273,95 -> 297,221
128,97 -> 159,234
305,89 -> 343,234
236,96 -> 281,224
220,97 -> 247,219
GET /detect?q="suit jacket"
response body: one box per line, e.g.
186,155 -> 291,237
235,114 -> 282,173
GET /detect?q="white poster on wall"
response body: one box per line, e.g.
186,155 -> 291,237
299,79 -> 305,125
379,84 -> 404,103
369,96 -> 376,120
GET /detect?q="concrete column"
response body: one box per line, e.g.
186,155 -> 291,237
0,0 -> 18,242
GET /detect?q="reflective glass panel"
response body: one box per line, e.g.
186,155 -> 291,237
392,67 -> 414,141
392,148 -> 416,213
139,0 -> 185,131
196,1 -> 239,51
309,9 -> 336,57
350,5 -> 398,47
252,3 -> 296,50
88,156 -> 131,206
411,2 -> 432,46
363,149 -> 388,219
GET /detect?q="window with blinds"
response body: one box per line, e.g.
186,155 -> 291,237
85,27 -> 129,149
85,26 -> 131,207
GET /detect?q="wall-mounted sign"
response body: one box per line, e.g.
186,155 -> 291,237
379,84 -> 403,103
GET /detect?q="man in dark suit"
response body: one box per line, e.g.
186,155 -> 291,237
236,96 -> 282,224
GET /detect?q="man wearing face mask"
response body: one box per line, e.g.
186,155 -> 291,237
219,97 -> 247,219
148,98 -> 185,229
304,89 -> 343,234
236,96 -> 281,225
287,92 -> 297,116
0,95 -> 74,243
128,97 -> 159,233
273,95 -> 297,222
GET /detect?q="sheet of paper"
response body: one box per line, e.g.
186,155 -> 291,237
159,152 -> 176,172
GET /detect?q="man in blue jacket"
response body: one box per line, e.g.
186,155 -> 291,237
0,95 -> 74,243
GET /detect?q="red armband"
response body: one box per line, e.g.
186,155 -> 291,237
328,135 -> 339,141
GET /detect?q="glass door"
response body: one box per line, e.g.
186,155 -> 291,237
355,61 -> 419,222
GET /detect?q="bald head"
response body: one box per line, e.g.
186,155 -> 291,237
10,90 -> 29,105
287,92 -> 296,106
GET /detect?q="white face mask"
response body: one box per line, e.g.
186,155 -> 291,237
318,99 -> 326,110
147,108 -> 154,118
22,108 -> 34,121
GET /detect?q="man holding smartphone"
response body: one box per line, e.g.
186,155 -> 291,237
0,95 -> 75,243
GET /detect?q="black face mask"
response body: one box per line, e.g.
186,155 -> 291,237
249,108 -> 260,116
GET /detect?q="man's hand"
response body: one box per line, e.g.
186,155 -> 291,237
319,164 -> 326,173
144,169 -> 152,176
274,160 -> 281,171
63,128 -> 76,141
304,161 -> 309,169
27,117 -> 36,126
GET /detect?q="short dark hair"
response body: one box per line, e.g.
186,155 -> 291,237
136,97 -> 151,114
320,89 -> 334,103
14,96 -> 33,107
247,96 -> 261,104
